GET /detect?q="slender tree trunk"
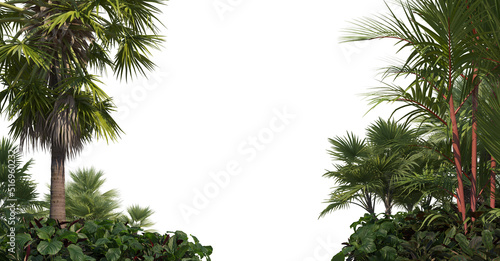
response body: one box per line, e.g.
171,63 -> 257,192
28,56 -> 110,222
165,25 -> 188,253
365,190 -> 375,216
50,143 -> 66,222
492,157 -> 497,208
384,198 -> 392,216
384,185 -> 392,216
471,86 -> 478,220
448,96 -> 467,231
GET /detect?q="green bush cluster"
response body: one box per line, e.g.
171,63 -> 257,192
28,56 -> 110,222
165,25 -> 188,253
0,218 -> 212,261
334,205 -> 500,260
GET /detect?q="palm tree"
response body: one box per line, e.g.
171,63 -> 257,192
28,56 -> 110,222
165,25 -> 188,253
343,0 -> 500,228
0,0 -> 165,221
0,137 -> 44,219
320,119 -> 423,217
365,119 -> 421,215
120,204 -> 155,231
44,167 -> 121,220
320,132 -> 378,217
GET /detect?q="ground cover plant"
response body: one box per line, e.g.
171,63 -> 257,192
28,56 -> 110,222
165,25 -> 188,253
0,217 -> 212,261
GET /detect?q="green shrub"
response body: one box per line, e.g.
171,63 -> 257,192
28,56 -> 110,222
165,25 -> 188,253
336,205 -> 500,260
0,217 -> 212,261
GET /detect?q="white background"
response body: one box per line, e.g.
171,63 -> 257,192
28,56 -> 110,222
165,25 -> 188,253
1,0 -> 407,260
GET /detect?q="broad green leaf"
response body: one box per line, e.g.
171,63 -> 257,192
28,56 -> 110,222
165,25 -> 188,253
112,222 -> 127,235
37,239 -> 63,255
380,221 -> 395,231
16,233 -> 31,247
379,246 -> 397,261
37,226 -> 55,240
455,233 -> 473,256
482,230 -> 493,250
175,230 -> 188,240
175,245 -> 189,259
468,236 -> 482,250
359,239 -> 376,254
95,237 -> 110,246
67,244 -> 86,261
106,248 -> 121,261
444,227 -> 456,245
59,231 -> 79,243
331,251 -> 345,261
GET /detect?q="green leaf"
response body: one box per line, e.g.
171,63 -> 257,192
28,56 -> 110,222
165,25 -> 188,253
450,255 -> 469,261
379,246 -> 397,260
84,221 -> 98,233
444,226 -> 456,245
59,231 -> 79,243
37,226 -> 55,240
482,230 -> 493,250
455,233 -> 473,256
359,239 -> 376,254
468,236 -> 482,250
95,237 -> 110,246
68,244 -> 86,261
106,248 -> 121,261
175,245 -> 189,259
331,251 -> 345,261
37,239 -> 63,255
16,233 -> 31,247
112,222 -> 127,235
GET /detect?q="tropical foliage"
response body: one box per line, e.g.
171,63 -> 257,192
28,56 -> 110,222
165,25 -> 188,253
120,204 -> 155,231
335,205 -> 500,260
0,137 -> 43,220
325,0 -> 500,259
321,118 -> 444,217
39,167 -> 156,229
59,167 -> 120,221
0,0 -> 165,221
338,0 -> 500,229
0,217 -> 212,261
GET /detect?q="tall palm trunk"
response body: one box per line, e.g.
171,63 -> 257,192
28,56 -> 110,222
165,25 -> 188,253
50,143 -> 66,221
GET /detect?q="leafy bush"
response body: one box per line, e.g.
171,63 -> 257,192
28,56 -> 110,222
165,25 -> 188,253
335,213 -> 402,261
335,205 -> 500,260
0,218 -> 212,261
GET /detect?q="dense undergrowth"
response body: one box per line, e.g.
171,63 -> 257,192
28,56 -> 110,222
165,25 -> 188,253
333,204 -> 500,261
0,217 -> 212,261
